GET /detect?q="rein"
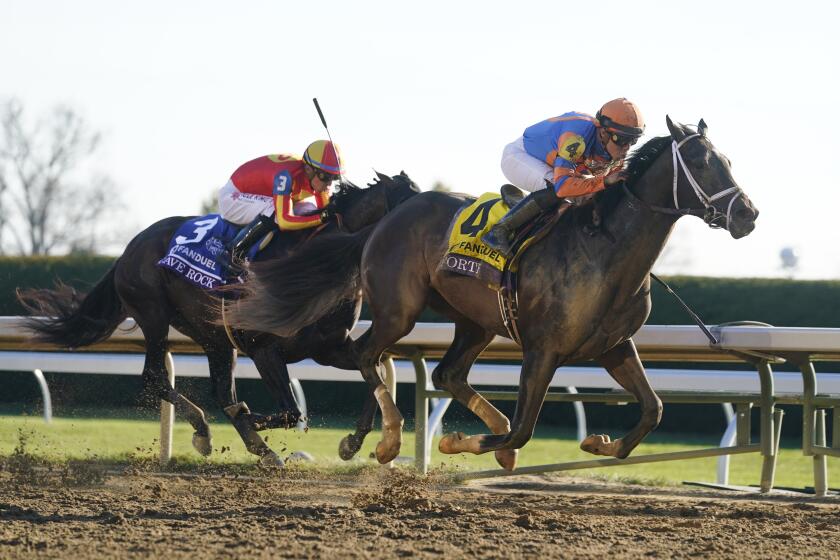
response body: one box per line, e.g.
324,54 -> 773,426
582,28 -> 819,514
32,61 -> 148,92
649,273 -> 718,345
621,132 -> 739,345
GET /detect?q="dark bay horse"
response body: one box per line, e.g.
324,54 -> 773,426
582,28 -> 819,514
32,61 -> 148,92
17,173 -> 420,465
227,117 -> 759,470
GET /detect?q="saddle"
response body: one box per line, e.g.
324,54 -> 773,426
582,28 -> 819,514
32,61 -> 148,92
157,215 -> 266,291
440,188 -> 566,286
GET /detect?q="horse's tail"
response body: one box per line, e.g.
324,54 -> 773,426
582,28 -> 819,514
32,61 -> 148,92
225,226 -> 375,337
16,263 -> 128,348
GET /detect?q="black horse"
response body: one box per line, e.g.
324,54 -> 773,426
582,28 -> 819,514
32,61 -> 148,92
18,172 -> 420,465
226,117 -> 759,469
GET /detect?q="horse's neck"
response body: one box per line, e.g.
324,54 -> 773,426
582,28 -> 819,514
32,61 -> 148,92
598,157 -> 680,290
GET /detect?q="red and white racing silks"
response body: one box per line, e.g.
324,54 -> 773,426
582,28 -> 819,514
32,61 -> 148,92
217,154 -> 329,230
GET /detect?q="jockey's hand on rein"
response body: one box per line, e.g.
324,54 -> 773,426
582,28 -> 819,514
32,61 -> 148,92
320,206 -> 336,222
604,170 -> 629,187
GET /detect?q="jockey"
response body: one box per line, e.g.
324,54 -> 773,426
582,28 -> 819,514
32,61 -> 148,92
217,140 -> 342,268
483,98 -> 645,256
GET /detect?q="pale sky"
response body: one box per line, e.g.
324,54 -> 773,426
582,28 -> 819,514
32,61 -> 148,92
3,0 -> 839,278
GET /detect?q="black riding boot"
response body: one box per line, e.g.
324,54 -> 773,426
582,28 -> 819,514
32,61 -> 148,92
224,215 -> 276,275
482,188 -> 560,257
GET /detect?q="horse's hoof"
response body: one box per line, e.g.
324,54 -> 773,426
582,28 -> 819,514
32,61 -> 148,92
338,434 -> 362,461
438,432 -> 465,455
374,439 -> 400,464
580,434 -> 618,457
259,451 -> 285,467
192,433 -> 213,456
494,448 -> 518,471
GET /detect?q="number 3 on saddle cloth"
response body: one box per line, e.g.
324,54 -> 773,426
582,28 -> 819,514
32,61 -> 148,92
156,215 -> 268,291
439,192 -> 564,291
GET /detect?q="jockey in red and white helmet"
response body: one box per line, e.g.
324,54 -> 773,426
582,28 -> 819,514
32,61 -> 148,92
483,98 -> 644,257
217,140 -> 342,267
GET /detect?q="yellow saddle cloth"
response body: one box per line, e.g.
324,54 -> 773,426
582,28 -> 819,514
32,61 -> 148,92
440,193 -> 510,289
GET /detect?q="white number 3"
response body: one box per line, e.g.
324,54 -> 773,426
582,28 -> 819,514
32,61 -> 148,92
175,217 -> 219,245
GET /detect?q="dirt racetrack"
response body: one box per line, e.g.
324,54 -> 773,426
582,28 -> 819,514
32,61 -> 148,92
1,466 -> 839,559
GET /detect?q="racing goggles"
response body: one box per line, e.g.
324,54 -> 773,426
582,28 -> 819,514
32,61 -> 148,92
314,169 -> 340,183
610,133 -> 640,147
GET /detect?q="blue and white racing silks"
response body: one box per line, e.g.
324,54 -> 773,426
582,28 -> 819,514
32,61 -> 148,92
523,112 -> 621,198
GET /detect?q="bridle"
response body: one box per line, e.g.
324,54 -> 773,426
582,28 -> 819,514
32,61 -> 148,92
671,133 -> 743,229
623,131 -> 743,230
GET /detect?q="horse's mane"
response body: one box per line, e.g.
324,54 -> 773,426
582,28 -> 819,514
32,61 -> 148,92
327,172 -> 420,216
325,180 -> 364,215
568,135 -> 672,226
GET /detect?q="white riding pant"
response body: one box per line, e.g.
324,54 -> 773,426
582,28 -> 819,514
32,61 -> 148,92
500,136 -> 554,193
217,181 -> 275,225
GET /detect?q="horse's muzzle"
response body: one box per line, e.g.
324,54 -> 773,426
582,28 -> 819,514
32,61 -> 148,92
728,199 -> 759,239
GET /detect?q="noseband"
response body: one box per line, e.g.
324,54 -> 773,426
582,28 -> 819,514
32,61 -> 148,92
623,132 -> 744,230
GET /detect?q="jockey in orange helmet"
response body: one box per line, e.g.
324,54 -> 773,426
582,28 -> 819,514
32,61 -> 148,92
217,140 -> 341,269
483,98 -> 645,256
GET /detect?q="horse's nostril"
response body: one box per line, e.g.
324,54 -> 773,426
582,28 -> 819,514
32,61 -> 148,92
736,207 -> 757,222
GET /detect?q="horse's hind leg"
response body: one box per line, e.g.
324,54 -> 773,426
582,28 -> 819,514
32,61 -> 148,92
437,349 -> 560,460
583,339 -> 662,459
353,293 -> 427,464
431,320 -> 519,470
205,346 -> 284,466
351,326 -> 406,464
353,230 -> 432,464
141,331 -> 213,456
339,386 -> 377,461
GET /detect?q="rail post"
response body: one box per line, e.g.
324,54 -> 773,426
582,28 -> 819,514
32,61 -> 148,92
411,353 -> 430,474
159,352 -> 175,465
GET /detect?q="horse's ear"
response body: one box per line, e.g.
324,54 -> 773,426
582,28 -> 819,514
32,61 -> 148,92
666,115 -> 685,141
698,118 -> 708,136
374,170 -> 389,183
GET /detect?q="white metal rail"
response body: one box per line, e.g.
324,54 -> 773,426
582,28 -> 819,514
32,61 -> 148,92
1,318 -> 839,494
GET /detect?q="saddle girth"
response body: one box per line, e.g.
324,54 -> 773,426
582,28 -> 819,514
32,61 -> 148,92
496,203 -> 571,346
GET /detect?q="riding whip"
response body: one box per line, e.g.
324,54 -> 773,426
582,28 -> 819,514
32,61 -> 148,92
312,98 -> 345,183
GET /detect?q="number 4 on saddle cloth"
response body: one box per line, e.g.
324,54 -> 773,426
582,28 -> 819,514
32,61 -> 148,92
439,187 -> 565,291
156,215 -> 269,290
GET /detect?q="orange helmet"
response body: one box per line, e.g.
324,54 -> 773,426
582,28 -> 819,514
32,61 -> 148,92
303,140 -> 342,175
596,98 -> 645,138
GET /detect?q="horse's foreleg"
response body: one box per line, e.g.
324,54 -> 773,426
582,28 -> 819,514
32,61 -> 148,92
439,350 -> 559,464
431,322 -> 517,469
584,339 -> 662,459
